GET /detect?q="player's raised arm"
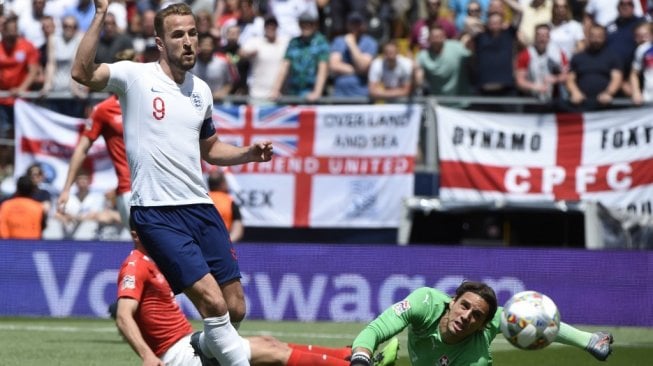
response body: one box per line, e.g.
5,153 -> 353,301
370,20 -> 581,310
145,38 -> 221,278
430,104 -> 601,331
71,0 -> 111,91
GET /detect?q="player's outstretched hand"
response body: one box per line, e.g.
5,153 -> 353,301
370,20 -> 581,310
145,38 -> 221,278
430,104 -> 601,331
249,141 -> 273,162
586,331 -> 613,361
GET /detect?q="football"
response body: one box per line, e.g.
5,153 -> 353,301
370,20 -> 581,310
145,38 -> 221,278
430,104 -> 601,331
500,290 -> 561,350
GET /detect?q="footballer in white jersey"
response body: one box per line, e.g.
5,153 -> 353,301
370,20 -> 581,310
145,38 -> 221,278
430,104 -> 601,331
71,3 -> 272,366
105,61 -> 215,207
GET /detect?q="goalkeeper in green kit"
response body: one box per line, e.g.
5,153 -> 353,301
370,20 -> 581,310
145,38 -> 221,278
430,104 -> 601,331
349,281 -> 613,366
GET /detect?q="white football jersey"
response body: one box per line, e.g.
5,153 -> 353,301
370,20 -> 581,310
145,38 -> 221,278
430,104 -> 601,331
105,62 -> 214,207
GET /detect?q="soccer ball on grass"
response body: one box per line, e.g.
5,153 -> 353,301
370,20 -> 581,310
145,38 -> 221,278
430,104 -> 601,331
500,290 -> 561,350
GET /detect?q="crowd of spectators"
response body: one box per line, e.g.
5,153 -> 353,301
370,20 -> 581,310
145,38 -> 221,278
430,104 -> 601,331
1,0 -> 652,118
2,0 -> 653,238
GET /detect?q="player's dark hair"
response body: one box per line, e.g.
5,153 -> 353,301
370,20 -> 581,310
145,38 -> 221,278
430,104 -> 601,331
455,281 -> 498,326
154,3 -> 195,39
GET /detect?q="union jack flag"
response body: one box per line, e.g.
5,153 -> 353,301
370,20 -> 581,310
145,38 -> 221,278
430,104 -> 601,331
212,105 -> 309,157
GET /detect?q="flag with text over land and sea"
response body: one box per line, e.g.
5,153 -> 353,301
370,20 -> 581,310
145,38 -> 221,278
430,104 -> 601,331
213,104 -> 422,227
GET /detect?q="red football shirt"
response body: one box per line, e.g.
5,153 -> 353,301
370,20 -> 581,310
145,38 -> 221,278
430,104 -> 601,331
0,37 -> 40,106
117,250 -> 194,357
84,95 -> 131,194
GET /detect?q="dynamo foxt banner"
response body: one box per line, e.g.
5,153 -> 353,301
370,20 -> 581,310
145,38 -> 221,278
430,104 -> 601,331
437,106 -> 653,216
0,241 -> 650,326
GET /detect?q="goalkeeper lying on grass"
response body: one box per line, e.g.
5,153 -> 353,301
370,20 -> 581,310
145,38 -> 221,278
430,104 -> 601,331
349,281 -> 613,366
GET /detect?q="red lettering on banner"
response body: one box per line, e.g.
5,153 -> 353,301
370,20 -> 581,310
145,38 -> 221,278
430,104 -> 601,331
235,156 -> 414,175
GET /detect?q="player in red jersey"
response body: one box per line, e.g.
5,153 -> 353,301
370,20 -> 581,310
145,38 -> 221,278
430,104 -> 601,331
115,223 -> 363,366
57,50 -> 134,229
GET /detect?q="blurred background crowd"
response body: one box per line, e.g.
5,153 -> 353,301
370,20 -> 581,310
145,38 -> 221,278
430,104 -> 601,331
2,0 -> 653,240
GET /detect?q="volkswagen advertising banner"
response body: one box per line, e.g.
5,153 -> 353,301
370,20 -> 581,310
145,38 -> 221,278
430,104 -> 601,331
0,241 -> 650,326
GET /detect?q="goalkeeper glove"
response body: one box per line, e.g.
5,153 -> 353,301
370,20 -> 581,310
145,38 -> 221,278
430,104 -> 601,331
350,351 -> 372,366
586,331 -> 613,361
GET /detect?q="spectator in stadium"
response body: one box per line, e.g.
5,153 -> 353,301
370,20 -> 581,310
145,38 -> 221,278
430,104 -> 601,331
57,49 -> 135,231
17,0 -> 52,51
329,12 -> 378,98
550,0 -> 585,60
41,15 -> 88,118
195,9 -> 217,38
517,0 -> 553,46
410,0 -> 457,51
566,24 -> 623,111
270,11 -> 329,102
459,1 -> 486,40
449,0 -> 492,32
606,0 -> 646,98
239,15 -> 290,102
63,0 -> 96,32
22,163 -> 51,211
214,0 -> 240,30
107,0 -> 128,32
0,15 -> 40,139
113,223 -> 379,366
130,9 -> 158,60
219,24 -> 248,94
348,281 -> 614,366
327,0 -> 368,38
54,170 -> 107,239
368,40 -> 414,101
414,25 -> 473,96
584,0 -> 643,28
630,22 -> 653,105
232,0 -> 265,46
207,169 -> 243,243
95,12 -> 134,64
191,33 -> 234,100
34,15 -> 56,93
267,0 -> 319,39
72,2 -> 273,365
470,11 -> 519,102
0,175 -> 46,239
515,24 -> 568,104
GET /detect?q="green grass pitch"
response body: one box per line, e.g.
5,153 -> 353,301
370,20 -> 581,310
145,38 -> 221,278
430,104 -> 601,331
0,317 -> 651,365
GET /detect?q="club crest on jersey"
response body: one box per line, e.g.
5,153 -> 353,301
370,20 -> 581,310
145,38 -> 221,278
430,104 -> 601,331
190,92 -> 203,112
121,275 -> 136,290
393,300 -> 411,316
439,355 -> 449,366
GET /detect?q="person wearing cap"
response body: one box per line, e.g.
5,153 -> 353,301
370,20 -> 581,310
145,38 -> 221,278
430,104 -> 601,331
270,11 -> 329,102
240,15 -> 290,101
329,12 -> 378,97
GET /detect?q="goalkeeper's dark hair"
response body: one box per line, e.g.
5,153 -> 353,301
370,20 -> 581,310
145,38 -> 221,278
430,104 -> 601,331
455,281 -> 498,326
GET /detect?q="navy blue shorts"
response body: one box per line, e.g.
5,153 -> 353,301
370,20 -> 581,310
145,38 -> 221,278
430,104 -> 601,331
131,204 -> 241,294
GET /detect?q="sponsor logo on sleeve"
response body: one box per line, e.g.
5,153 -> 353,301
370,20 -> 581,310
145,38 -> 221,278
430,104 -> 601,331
121,275 -> 136,290
393,300 -> 411,316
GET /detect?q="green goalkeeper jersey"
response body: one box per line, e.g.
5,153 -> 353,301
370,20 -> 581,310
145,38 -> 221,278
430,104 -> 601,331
352,287 -> 502,366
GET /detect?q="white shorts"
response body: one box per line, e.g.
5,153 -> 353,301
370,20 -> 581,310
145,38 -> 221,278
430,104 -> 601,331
115,191 -> 132,230
161,334 -> 202,366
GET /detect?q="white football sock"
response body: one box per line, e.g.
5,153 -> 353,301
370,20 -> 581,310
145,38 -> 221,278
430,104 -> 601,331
200,314 -> 250,365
